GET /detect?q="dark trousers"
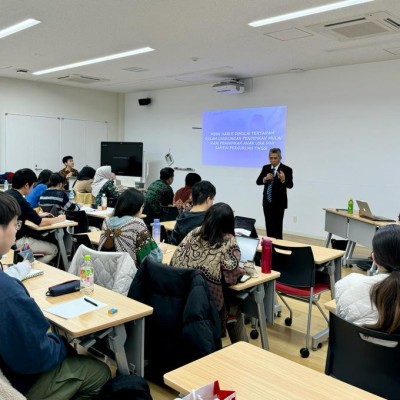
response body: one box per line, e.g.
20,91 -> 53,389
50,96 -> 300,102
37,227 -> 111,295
263,202 -> 285,239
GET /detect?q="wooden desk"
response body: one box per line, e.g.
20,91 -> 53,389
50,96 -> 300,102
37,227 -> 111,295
87,230 -> 176,264
231,267 -> 280,350
25,219 -> 78,269
161,220 -> 176,231
23,260 -> 153,376
81,205 -> 114,219
164,342 -> 381,400
325,299 -> 337,312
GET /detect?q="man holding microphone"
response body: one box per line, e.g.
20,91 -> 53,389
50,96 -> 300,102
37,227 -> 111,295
256,148 -> 293,239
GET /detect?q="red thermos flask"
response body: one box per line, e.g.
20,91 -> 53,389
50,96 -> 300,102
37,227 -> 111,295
261,238 -> 272,273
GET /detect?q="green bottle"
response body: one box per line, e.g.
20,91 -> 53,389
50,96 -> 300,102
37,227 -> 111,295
347,198 -> 354,214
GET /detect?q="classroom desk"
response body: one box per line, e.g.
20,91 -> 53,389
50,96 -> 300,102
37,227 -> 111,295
231,267 -> 280,350
161,220 -> 176,231
81,205 -> 114,219
164,341 -> 382,400
25,219 -> 78,269
323,208 -> 394,269
23,260 -> 153,376
325,299 -> 337,312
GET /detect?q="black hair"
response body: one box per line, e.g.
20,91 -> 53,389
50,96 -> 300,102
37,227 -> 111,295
62,156 -> 73,164
77,166 -> 96,181
365,224 -> 400,333
0,192 -> 21,225
48,172 -> 66,187
185,173 -> 201,187
34,169 -> 52,188
195,202 -> 234,247
160,167 -> 174,181
191,181 -> 216,206
114,188 -> 145,218
11,168 -> 37,189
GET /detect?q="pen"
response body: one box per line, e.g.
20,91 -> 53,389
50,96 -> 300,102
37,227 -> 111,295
84,297 -> 98,307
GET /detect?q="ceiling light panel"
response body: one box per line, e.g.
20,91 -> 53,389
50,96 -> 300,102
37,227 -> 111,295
249,0 -> 374,27
0,19 -> 41,39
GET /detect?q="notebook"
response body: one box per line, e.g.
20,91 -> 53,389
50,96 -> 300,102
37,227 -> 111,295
236,236 -> 260,266
22,269 -> 44,281
355,200 -> 395,222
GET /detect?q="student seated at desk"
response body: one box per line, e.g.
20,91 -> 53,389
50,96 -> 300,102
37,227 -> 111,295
173,172 -> 201,212
335,224 -> 400,333
92,166 -> 120,207
98,188 -> 164,267
0,191 -> 110,399
25,169 -> 52,208
39,173 -> 80,213
74,166 -> 96,193
7,169 -> 64,264
170,180 -> 216,245
170,202 -> 248,343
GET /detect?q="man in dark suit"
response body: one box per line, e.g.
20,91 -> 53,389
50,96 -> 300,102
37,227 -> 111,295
256,148 -> 293,239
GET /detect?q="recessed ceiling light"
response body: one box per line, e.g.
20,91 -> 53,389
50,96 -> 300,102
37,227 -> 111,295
33,47 -> 155,75
0,19 -> 41,39
249,0 -> 374,27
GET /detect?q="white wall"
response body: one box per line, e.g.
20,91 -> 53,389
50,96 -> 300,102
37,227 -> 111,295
0,77 -> 124,171
125,58 -> 400,239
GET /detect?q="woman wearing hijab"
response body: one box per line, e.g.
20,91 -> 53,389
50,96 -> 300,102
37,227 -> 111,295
92,166 -> 120,207
74,166 -> 96,193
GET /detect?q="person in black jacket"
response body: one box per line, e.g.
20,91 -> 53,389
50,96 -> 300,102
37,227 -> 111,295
256,148 -> 293,239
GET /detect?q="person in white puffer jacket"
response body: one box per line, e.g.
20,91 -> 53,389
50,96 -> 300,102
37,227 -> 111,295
335,224 -> 400,333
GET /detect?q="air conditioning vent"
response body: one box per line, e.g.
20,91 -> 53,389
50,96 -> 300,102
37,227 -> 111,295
56,74 -> 109,84
307,11 -> 400,41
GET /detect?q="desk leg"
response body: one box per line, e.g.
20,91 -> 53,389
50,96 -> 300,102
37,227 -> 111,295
107,325 -> 129,375
253,284 -> 269,351
324,232 -> 332,248
342,240 -> 355,267
124,318 -> 145,377
54,228 -> 69,270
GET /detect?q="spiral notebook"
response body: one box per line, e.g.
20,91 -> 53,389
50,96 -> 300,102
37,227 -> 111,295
22,269 -> 44,281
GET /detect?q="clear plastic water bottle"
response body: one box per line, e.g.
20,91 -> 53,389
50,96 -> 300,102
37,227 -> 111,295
3,180 -> 8,190
101,194 -> 107,210
80,255 -> 94,295
152,219 -> 161,244
68,190 -> 75,200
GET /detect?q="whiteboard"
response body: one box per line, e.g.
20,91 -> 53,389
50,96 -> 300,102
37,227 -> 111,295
5,114 -> 108,174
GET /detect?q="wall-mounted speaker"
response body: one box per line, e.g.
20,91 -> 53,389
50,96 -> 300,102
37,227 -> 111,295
138,98 -> 151,106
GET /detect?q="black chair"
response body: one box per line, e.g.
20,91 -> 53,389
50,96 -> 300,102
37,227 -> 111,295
272,243 -> 330,358
67,226 -> 95,256
65,210 -> 91,234
159,205 -> 179,222
325,312 -> 400,400
234,216 -> 258,238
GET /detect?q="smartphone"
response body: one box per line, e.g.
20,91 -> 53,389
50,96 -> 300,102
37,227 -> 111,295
240,274 -> 251,283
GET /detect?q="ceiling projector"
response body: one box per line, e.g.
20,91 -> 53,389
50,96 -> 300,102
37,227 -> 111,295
212,79 -> 245,94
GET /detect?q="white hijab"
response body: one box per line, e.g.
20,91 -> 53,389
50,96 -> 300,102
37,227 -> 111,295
92,166 -> 112,197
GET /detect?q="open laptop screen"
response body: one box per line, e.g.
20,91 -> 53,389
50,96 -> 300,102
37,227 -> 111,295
236,236 -> 260,263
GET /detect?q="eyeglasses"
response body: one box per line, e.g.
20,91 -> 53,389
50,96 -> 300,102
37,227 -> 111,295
16,220 -> 23,231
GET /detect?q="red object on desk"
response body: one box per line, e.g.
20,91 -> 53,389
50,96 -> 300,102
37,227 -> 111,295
261,238 -> 272,273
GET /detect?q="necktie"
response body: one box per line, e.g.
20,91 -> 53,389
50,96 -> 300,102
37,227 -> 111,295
267,168 -> 275,203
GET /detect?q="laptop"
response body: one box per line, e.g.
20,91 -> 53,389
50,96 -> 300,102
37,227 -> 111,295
356,200 -> 395,222
236,236 -> 260,266
234,216 -> 258,238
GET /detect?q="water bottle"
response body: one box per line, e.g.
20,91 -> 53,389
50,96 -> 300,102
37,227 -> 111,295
68,190 -> 75,200
3,180 -> 8,190
80,255 -> 94,295
261,238 -> 272,274
101,194 -> 107,210
152,219 -> 161,244
347,198 -> 354,214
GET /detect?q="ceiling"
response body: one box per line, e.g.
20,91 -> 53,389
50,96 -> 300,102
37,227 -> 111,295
1,0 -> 400,93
